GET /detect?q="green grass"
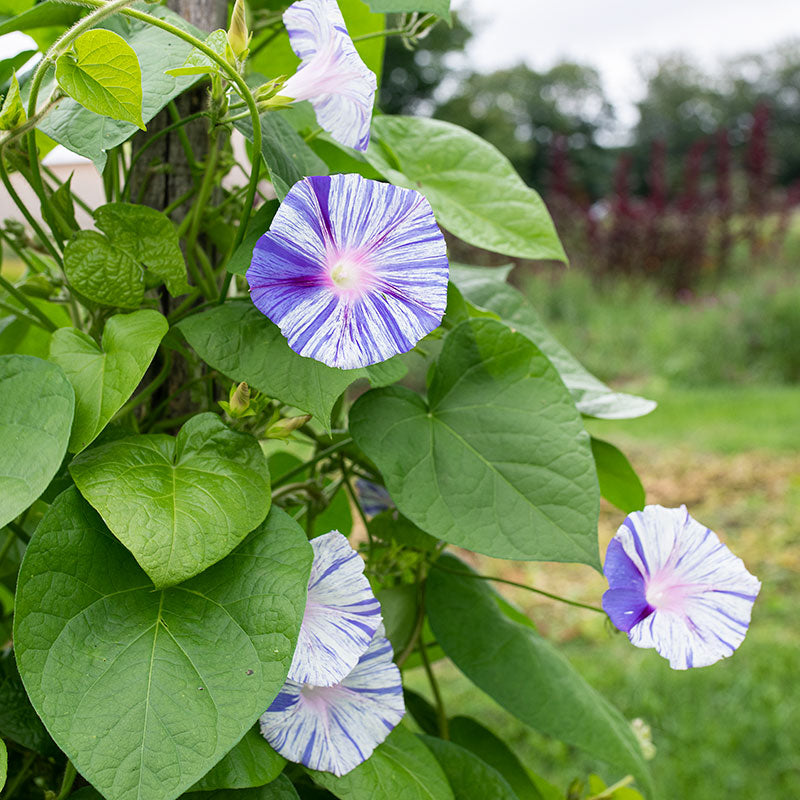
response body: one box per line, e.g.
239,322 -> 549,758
588,384 -> 800,453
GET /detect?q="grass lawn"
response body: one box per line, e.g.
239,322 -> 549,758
404,384 -> 800,799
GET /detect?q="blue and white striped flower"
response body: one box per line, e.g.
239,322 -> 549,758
282,0 -> 377,151
289,531 -> 382,686
261,626 -> 405,776
602,504 -> 761,670
246,174 -> 449,370
355,479 -> 393,518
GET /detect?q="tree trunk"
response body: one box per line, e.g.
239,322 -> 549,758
129,0 -> 227,422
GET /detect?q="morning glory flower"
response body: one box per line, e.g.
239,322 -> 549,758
602,504 -> 761,669
355,479 -> 393,518
289,531 -> 382,686
260,626 -> 405,776
281,0 -> 377,151
247,173 -> 449,369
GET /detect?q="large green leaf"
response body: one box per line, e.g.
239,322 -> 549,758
450,265 -> 656,420
69,413 -> 271,588
191,727 -> 285,791
234,113 -> 328,201
365,117 -> 565,262
63,230 -> 144,309
14,490 -> 312,800
0,1 -> 84,37
177,302 -> 358,429
350,319 -> 600,566
0,655 -> 56,755
0,354 -> 74,529
365,0 -> 450,22
186,776 -> 300,800
419,735 -> 518,800
37,7 -> 203,171
309,726 -> 454,800
591,437 -> 645,513
94,203 -> 190,296
448,717 -> 551,800
49,309 -> 168,453
426,555 -> 653,797
55,29 -> 145,129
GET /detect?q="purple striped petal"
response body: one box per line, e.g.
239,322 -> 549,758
246,174 -> 449,369
282,0 -> 376,151
289,531 -> 382,686
260,626 -> 405,776
355,479 -> 393,518
603,504 -> 761,669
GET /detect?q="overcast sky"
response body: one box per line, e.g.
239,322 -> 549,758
451,0 -> 800,130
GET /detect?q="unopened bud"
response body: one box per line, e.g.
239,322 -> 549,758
227,0 -> 251,60
219,382 -> 255,418
265,414 -> 312,440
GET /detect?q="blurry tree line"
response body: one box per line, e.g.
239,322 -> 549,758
379,16 -> 800,290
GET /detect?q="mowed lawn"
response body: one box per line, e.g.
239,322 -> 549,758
405,385 -> 800,799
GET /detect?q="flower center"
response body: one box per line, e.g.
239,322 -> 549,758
645,573 -> 695,615
330,259 -> 361,289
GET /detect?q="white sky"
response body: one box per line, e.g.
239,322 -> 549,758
452,0 -> 800,131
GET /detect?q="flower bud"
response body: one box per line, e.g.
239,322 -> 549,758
227,0 -> 251,61
219,382 -> 255,418
265,414 -> 312,440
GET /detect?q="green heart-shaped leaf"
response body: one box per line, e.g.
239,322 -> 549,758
94,203 -> 190,297
64,230 -> 144,309
70,413 -> 271,587
351,319 -> 600,566
14,489 -> 311,800
55,28 -> 145,129
0,354 -> 74,529
50,309 -> 168,453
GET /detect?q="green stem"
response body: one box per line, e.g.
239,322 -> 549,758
0,531 -> 16,567
162,187 -> 195,217
114,351 -> 173,419
0,158 -> 62,265
303,126 -> 323,143
396,565 -> 427,669
271,439 -> 354,488
24,0 -> 138,238
148,412 -> 196,433
341,457 -> 374,556
2,752 -> 35,800
7,521 -> 31,544
0,274 -> 57,332
587,775 -> 635,800
166,99 -> 200,171
419,630 -> 448,740
55,760 -> 77,800
352,28 -> 405,42
0,301 -> 51,331
431,561 -> 606,614
121,111 -> 207,200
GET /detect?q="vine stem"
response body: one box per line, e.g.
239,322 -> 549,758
0,273 -> 58,331
418,588 -> 449,740
0,158 -> 63,265
55,760 -> 77,800
23,0 -> 138,240
114,350 -> 173,419
271,439 -> 354,488
587,775 -> 634,799
121,110 -> 207,200
6,521 -> 31,544
2,752 -> 35,800
19,0 -> 263,297
431,561 -> 607,614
